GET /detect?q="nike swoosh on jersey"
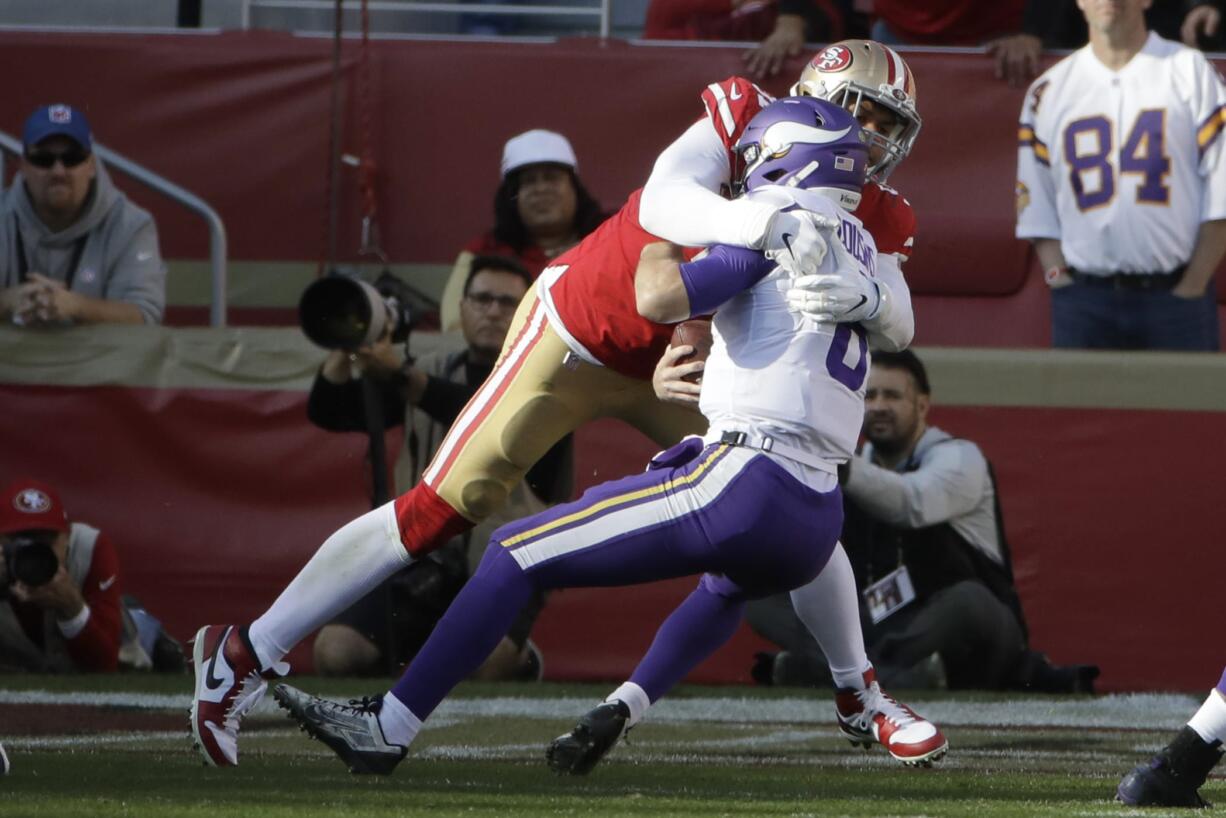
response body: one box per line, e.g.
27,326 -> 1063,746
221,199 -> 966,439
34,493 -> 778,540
136,252 -> 153,262
729,83 -> 743,101
98,575 -> 116,591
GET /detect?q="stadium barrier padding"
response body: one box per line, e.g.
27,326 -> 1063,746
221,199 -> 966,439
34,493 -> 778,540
3,324 -> 1224,690
0,31 -> 1223,346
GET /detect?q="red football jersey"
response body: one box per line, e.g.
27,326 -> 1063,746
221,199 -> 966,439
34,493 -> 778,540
701,76 -> 917,260
540,189 -> 700,381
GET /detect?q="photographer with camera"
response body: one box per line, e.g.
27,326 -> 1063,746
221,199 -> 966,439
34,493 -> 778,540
0,477 -> 124,673
304,255 -> 572,679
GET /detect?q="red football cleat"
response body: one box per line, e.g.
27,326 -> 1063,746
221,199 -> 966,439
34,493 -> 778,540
189,624 -> 286,767
835,668 -> 948,767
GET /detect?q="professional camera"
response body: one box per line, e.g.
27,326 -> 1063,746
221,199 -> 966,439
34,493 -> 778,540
298,269 -> 422,350
2,531 -> 59,588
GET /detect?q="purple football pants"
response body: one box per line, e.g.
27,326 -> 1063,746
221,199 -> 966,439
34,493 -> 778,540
389,440 -> 842,721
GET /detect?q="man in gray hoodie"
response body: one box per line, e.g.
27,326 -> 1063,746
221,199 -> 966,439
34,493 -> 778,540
0,104 -> 165,326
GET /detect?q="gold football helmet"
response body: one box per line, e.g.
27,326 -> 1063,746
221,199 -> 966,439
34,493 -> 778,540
791,40 -> 921,181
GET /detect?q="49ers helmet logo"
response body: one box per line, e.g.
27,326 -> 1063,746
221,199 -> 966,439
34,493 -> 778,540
812,45 -> 852,73
13,489 -> 52,514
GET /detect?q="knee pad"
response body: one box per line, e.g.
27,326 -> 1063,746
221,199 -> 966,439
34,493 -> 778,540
456,478 -> 510,522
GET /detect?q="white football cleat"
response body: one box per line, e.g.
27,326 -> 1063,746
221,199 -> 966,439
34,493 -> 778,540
835,668 -> 948,767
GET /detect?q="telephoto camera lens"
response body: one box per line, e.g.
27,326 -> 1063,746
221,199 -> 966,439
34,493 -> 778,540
6,534 -> 59,587
298,276 -> 392,350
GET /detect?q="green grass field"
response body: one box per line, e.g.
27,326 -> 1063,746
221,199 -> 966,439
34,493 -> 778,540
0,675 -> 1216,817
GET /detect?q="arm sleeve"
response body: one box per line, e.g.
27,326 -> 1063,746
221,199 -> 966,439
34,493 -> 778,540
104,218 -> 167,325
63,532 -> 123,672
843,442 -> 990,530
678,244 -> 776,316
1015,76 -> 1063,241
639,121 -> 778,250
415,374 -> 478,427
864,253 -> 915,352
1193,52 -> 1226,222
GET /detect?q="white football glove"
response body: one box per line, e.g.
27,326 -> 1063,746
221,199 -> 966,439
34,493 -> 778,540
760,209 -> 842,277
787,269 -> 884,324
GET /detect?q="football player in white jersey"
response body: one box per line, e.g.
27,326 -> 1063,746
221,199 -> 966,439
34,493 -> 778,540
1017,0 -> 1226,349
269,99 -> 947,775
573,41 -> 948,769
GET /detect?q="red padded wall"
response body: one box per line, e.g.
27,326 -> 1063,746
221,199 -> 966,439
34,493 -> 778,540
1,32 -> 1223,347
4,381 -> 1221,690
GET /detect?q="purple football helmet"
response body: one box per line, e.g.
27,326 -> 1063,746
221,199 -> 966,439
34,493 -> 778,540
734,96 -> 870,209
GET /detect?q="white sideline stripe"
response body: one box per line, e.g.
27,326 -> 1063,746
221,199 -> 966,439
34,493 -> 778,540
0,690 -> 1203,730
10,729 -> 300,749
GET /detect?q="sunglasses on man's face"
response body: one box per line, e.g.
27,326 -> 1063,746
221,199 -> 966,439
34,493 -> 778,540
24,148 -> 90,169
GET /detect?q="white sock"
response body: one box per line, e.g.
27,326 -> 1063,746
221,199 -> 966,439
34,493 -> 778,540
248,501 -> 412,668
378,692 -> 422,748
1188,689 -> 1226,745
789,542 -> 872,690
606,682 -> 651,727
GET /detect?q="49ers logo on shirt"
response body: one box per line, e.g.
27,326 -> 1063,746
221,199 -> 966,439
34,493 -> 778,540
812,45 -> 852,73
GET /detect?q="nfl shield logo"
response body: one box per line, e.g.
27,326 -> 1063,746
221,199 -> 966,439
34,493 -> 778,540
48,105 -> 72,124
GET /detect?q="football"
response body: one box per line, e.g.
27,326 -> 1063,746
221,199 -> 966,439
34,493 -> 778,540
670,318 -> 713,384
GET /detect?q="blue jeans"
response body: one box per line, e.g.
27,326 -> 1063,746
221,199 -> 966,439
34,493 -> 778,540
1051,280 -> 1221,351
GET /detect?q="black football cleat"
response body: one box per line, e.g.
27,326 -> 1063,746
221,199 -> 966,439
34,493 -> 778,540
1117,726 -> 1222,808
546,700 -> 630,775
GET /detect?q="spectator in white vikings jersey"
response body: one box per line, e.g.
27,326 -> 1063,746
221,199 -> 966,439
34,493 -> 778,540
1016,0 -> 1226,350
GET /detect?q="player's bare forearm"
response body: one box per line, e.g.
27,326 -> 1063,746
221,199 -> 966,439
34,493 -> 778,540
635,242 -> 691,323
1175,219 -> 1226,298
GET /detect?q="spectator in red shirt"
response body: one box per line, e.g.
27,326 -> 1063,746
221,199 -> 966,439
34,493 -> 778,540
869,0 -> 1024,45
438,130 -> 606,330
649,0 -> 850,79
0,478 -> 123,672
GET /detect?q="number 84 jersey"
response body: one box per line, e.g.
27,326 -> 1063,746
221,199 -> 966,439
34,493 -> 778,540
1015,32 -> 1226,274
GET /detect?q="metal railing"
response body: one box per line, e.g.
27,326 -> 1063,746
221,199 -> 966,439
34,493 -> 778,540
243,0 -> 613,39
0,132 -> 228,327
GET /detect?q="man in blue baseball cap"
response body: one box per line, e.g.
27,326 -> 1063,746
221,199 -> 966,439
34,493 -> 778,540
0,103 -> 166,325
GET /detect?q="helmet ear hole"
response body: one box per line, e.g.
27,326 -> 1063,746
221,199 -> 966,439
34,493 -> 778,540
763,168 -> 788,182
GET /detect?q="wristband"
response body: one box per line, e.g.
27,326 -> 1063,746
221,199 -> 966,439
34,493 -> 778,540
57,603 -> 91,639
1044,265 -> 1069,284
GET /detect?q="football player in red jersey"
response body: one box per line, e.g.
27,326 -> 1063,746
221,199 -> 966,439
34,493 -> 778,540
585,40 -> 947,769
188,134 -> 842,769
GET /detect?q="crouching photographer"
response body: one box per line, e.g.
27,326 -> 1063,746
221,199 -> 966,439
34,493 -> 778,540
747,351 -> 1099,693
302,256 -> 573,679
0,477 -> 128,673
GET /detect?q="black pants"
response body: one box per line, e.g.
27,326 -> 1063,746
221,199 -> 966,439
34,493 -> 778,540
745,579 -> 1025,690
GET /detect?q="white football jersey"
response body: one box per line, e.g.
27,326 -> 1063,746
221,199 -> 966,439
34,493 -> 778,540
1016,32 -> 1226,274
700,187 -> 876,470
